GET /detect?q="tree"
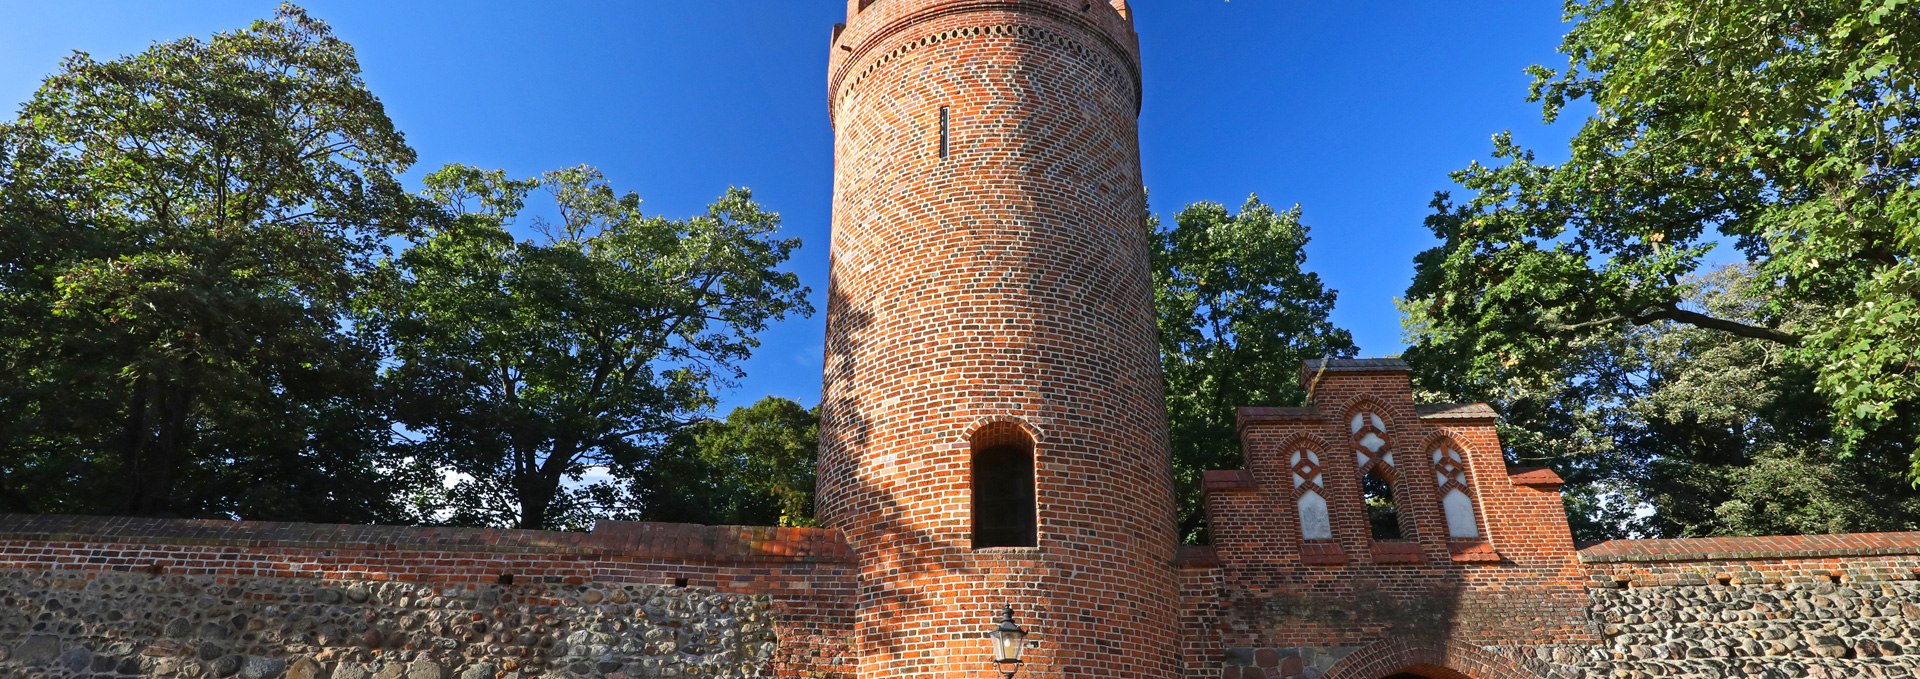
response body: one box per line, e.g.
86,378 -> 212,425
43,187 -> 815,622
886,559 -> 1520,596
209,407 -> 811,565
1404,0 -> 1917,468
631,396 -> 819,527
1403,0 -> 1920,533
373,165 -> 811,530
1407,265 -> 1920,540
0,4 -> 431,521
1152,196 -> 1356,542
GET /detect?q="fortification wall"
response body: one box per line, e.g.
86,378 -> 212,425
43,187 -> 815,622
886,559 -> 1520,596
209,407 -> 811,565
1196,358 -> 1920,679
1192,360 -> 1595,679
0,515 -> 856,679
1565,534 -> 1920,679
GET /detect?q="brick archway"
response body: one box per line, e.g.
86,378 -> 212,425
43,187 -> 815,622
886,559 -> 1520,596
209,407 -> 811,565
1323,639 -> 1538,679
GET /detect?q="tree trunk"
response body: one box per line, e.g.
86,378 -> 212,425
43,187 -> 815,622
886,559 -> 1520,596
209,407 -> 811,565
120,374 -> 154,514
123,374 -> 192,517
516,436 -> 580,530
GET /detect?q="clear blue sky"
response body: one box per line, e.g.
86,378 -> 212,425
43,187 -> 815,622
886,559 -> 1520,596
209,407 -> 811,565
1,1 -> 1579,415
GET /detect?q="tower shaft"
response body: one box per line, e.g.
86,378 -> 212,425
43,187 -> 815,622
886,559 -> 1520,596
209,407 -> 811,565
820,1 -> 1179,677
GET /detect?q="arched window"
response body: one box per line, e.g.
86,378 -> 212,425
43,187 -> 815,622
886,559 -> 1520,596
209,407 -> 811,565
972,424 -> 1036,548
1290,447 -> 1331,540
1351,408 -> 1406,541
1430,442 -> 1479,539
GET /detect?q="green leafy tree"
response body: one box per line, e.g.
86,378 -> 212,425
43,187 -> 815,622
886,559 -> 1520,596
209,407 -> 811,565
1403,0 -> 1919,488
632,396 -> 818,527
372,165 -> 810,530
1152,197 -> 1356,542
1409,265 -> 1920,540
0,4 -> 431,521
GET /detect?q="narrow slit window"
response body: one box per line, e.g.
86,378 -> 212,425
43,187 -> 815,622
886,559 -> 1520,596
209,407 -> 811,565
938,106 -> 950,159
972,424 -> 1035,548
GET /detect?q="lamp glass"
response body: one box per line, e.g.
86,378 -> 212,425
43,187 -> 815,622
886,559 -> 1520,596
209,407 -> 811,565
990,628 -> 1024,663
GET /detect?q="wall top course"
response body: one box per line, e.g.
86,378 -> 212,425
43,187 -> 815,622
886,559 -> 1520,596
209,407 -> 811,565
0,513 -> 854,564
1414,403 -> 1501,421
1238,403 -> 1500,429
1202,469 -> 1259,492
1579,531 -> 1920,564
1301,358 -> 1411,374
1174,545 -> 1221,569
1505,466 -> 1565,487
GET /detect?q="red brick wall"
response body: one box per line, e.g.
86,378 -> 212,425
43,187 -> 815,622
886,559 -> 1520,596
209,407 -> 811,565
0,514 -> 856,678
1197,361 -> 1594,678
818,1 -> 1181,678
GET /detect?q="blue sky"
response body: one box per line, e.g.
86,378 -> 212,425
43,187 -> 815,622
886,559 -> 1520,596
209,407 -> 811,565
1,1 -> 1580,415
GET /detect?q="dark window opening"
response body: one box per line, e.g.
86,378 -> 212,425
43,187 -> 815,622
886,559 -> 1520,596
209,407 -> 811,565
1362,470 -> 1403,541
938,106 -> 950,159
972,425 -> 1036,548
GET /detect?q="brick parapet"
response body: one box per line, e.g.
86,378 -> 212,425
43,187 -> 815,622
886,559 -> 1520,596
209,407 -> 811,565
0,514 -> 852,564
1203,364 -> 1596,661
1580,532 -> 1920,564
828,0 -> 1139,118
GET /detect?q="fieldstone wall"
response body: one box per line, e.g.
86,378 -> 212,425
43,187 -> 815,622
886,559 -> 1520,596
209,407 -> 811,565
1572,579 -> 1920,678
0,515 -> 858,679
0,570 -> 774,679
1570,533 -> 1920,679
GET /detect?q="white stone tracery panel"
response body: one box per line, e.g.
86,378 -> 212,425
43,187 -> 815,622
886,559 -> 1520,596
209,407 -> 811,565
1290,448 -> 1331,540
1431,443 -> 1480,539
1350,410 -> 1392,473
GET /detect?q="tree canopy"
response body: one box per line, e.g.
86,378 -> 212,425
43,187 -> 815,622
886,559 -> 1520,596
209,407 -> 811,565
371,165 -> 810,530
631,396 -> 819,528
1152,197 -> 1356,542
1402,0 -> 1920,536
0,4 -> 430,521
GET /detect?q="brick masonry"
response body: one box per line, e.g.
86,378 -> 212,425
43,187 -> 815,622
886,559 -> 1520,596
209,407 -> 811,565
1190,360 -> 1920,679
819,2 -> 1179,679
7,3 -> 1920,679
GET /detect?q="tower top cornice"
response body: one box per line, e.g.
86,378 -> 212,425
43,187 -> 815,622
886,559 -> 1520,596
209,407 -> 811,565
826,0 -> 1140,121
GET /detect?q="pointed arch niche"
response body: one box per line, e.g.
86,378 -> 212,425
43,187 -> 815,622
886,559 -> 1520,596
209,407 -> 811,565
1348,402 -> 1424,563
1428,436 -> 1480,540
1281,434 -> 1345,565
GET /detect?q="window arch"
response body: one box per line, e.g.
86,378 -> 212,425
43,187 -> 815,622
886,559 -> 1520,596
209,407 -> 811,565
1351,408 -> 1407,541
1430,441 -> 1480,539
971,423 -> 1036,548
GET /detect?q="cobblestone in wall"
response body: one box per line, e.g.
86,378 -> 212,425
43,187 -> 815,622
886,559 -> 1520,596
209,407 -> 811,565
0,570 -> 776,679
1565,580 -> 1920,679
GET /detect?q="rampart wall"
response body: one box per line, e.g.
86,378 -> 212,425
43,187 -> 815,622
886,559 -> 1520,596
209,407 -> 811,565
6,361 -> 1920,679
0,515 -> 855,679
1570,534 -> 1920,679
1186,359 -> 1920,679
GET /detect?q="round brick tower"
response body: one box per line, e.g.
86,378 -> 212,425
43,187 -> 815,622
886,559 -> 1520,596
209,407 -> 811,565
819,1 -> 1181,678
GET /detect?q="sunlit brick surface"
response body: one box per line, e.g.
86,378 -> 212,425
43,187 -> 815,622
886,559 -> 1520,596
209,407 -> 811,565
817,1 -> 1182,678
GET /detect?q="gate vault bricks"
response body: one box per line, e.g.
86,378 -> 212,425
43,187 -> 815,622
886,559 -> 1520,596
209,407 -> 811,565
7,2 -> 1920,678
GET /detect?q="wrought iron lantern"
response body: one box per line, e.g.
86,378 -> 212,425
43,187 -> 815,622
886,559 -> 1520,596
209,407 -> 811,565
988,604 -> 1028,678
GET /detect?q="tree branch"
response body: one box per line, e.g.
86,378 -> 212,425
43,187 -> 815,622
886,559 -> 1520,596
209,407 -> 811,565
1641,303 -> 1799,345
1548,304 -> 1799,345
